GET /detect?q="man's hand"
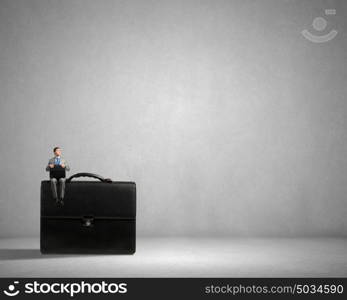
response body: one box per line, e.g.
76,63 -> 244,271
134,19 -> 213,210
61,164 -> 65,168
49,164 -> 54,168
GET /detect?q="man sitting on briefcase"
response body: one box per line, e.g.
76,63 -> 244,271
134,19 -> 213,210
45,146 -> 70,205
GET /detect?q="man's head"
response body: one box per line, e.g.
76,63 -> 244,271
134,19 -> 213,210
53,147 -> 62,157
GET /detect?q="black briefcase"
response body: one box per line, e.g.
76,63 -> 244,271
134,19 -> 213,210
40,173 -> 136,254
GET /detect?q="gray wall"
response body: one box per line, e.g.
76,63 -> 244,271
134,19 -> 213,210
0,0 -> 346,238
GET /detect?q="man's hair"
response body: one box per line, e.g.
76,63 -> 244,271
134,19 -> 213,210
53,146 -> 60,153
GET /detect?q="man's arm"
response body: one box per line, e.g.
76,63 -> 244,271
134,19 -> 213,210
63,159 -> 70,172
46,159 -> 52,171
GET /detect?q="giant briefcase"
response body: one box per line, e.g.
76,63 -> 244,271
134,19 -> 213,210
40,173 -> 136,254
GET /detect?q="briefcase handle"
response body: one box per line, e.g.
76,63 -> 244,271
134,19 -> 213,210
66,173 -> 112,183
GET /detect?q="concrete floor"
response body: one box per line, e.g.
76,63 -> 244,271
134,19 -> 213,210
0,237 -> 346,277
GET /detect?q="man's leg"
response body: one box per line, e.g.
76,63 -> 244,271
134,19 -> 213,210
59,178 -> 66,200
50,178 -> 58,200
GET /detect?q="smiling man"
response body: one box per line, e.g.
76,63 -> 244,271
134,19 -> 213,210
46,147 -> 70,205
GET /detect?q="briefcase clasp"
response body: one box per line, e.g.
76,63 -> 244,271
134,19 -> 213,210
82,216 -> 94,227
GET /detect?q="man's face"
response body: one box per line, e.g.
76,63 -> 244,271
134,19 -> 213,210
54,148 -> 62,157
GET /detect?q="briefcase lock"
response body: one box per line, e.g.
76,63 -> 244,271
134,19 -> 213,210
82,216 -> 94,227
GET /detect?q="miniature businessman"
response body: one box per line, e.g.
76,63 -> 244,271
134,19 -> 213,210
46,146 -> 70,205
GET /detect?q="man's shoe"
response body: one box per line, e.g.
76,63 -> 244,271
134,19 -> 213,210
55,198 -> 64,206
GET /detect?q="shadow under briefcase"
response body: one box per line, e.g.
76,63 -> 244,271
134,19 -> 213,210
40,173 -> 136,254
